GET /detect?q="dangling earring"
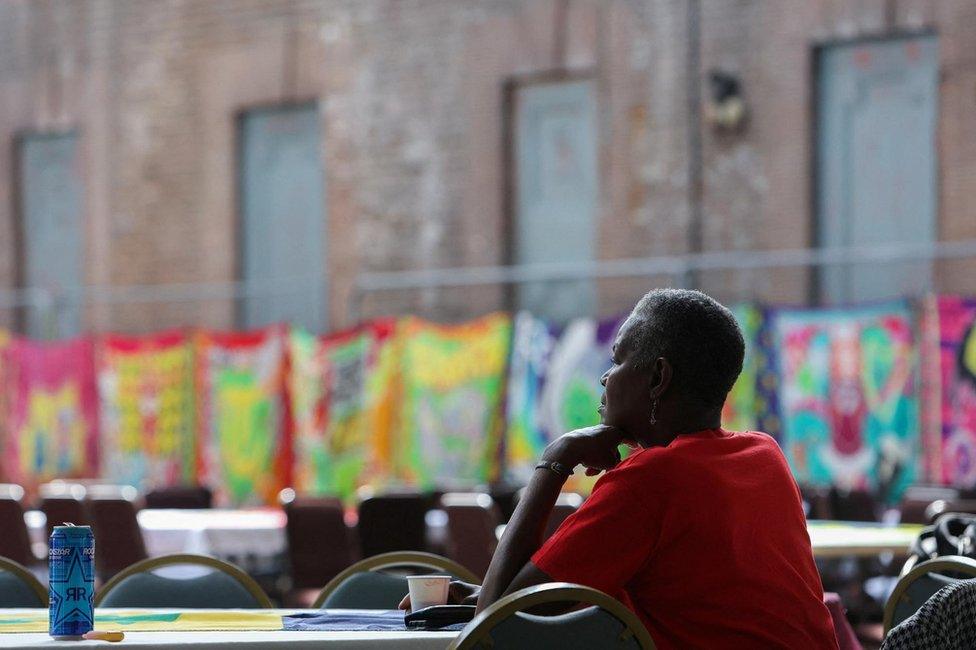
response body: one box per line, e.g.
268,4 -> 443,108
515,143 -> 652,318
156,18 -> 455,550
649,399 -> 658,425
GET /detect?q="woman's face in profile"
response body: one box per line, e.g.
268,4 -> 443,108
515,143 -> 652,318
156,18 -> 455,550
599,317 -> 653,444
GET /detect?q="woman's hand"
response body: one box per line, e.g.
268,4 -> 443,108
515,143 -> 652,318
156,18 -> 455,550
543,424 -> 626,476
398,580 -> 481,610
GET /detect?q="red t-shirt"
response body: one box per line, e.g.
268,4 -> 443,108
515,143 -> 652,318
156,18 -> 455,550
532,429 -> 839,649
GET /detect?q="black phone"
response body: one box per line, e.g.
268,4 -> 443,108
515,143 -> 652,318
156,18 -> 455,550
404,604 -> 477,630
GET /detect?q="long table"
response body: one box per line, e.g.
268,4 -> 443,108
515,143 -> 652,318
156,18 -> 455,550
806,521 -> 924,558
26,509 -> 288,574
0,609 -> 455,649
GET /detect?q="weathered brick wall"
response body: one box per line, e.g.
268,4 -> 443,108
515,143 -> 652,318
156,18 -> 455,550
0,0 -> 973,334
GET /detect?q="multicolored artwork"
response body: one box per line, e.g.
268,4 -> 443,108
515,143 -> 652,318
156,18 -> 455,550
290,320 -> 397,501
504,314 -> 623,489
504,312 -> 557,483
397,314 -> 511,487
98,331 -> 195,488
1,338 -> 99,490
770,304 -> 919,496
721,305 -> 762,432
197,327 -> 288,506
931,296 -> 976,487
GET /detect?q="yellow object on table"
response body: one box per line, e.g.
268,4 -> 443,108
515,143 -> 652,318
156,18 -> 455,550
0,609 -> 284,633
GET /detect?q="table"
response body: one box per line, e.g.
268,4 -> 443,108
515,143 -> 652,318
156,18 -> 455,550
26,509 -> 288,574
494,520 -> 925,558
807,521 -> 923,558
0,609 -> 455,649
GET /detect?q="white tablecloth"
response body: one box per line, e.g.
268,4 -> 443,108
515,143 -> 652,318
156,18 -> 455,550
0,609 -> 455,649
26,509 -> 288,572
0,630 -> 455,648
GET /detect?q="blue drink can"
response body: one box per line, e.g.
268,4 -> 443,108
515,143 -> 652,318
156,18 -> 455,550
49,525 -> 95,638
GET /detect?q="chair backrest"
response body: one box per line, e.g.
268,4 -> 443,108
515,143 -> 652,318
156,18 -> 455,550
144,486 -> 213,510
546,493 -> 583,538
88,492 -> 148,581
95,553 -> 273,608
357,493 -> 430,557
0,556 -> 47,607
513,490 -> 584,540
41,491 -> 90,539
899,487 -> 961,526
451,582 -> 655,650
0,486 -> 36,566
883,555 -> 976,634
442,493 -> 501,579
280,491 -> 355,589
829,487 -> 878,522
312,551 -> 479,609
799,484 -> 833,520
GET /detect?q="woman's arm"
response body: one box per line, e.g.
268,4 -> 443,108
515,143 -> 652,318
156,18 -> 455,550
475,463 -> 566,610
476,424 -> 624,612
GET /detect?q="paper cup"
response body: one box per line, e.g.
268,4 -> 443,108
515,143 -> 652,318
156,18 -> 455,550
407,574 -> 451,610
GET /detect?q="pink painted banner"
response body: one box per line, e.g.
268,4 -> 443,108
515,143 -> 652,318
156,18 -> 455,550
1,338 -> 99,491
934,296 -> 976,486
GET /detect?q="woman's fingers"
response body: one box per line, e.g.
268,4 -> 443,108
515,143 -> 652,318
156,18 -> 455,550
398,594 -> 411,610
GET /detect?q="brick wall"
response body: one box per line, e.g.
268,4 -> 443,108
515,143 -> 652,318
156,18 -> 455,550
0,0 -> 974,334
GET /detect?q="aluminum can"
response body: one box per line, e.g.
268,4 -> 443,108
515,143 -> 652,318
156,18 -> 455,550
49,524 -> 95,638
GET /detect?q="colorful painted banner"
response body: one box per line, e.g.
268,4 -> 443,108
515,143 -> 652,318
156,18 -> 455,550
1,338 -> 99,490
770,304 -> 919,496
98,331 -> 195,488
197,327 -> 289,506
504,312 -> 557,484
397,314 -> 511,487
504,314 -> 624,490
290,320 -> 397,501
932,296 -> 976,487
721,305 -> 762,432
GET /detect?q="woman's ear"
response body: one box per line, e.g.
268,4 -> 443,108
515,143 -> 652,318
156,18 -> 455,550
649,357 -> 672,399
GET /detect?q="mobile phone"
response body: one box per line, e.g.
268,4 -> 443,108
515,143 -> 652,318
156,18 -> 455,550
404,604 -> 477,630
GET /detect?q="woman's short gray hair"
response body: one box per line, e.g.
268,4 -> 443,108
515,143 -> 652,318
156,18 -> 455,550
624,288 -> 745,408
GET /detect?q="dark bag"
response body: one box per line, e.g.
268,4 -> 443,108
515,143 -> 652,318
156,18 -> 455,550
910,513 -> 976,563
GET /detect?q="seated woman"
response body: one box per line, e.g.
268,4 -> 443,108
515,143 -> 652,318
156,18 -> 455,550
403,289 -> 838,649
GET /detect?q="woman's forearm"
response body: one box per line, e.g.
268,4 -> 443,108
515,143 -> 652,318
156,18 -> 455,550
476,467 -> 566,610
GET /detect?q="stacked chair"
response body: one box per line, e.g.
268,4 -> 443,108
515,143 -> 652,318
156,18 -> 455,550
144,485 -> 213,510
0,484 -> 38,568
87,485 -> 149,582
280,489 -> 356,606
442,493 -> 502,580
356,490 -> 431,557
39,481 -> 90,538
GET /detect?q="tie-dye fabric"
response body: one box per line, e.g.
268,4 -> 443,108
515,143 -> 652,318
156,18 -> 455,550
504,312 -> 558,484
197,327 -> 288,506
290,320 -> 397,500
504,314 -> 624,490
1,338 -> 99,490
770,304 -> 919,496
721,305 -> 762,432
932,296 -> 976,487
98,331 -> 195,488
397,314 -> 511,487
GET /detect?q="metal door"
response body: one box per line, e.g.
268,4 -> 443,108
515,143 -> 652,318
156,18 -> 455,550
816,36 -> 938,304
513,79 -> 598,323
18,133 -> 85,338
239,105 -> 327,331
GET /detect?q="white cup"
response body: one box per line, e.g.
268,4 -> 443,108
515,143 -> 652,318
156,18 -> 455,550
407,574 -> 451,611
